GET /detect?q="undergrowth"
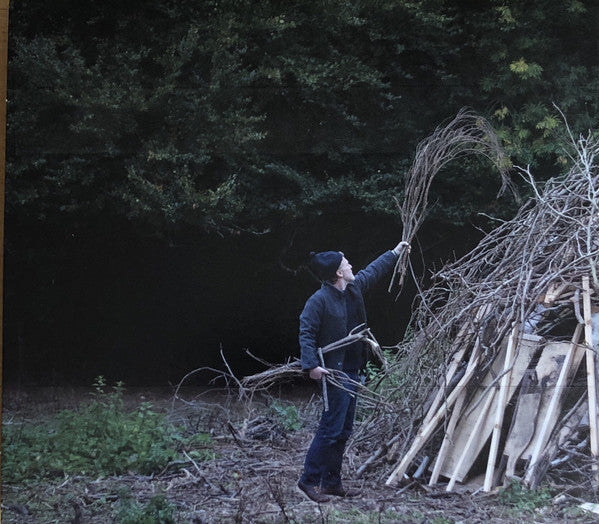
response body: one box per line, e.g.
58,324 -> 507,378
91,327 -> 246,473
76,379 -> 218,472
115,490 -> 177,524
269,399 -> 302,432
498,478 -> 552,513
2,376 -> 214,483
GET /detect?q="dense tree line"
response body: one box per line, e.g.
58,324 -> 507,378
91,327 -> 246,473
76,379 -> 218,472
8,0 -> 599,238
5,1 -> 599,384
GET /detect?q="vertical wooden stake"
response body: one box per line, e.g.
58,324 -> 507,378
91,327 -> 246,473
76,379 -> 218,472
582,276 -> 599,473
317,348 -> 329,411
484,325 -> 518,491
524,324 -> 583,486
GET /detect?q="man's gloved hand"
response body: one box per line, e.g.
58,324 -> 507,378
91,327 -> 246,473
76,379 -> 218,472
392,241 -> 411,256
309,366 -> 330,380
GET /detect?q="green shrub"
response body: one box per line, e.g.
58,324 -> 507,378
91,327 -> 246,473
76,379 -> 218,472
2,377 -> 213,482
498,478 -> 552,512
269,400 -> 302,432
115,491 -> 177,524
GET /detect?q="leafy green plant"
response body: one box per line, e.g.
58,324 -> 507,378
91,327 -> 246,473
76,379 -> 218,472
269,400 -> 302,432
499,478 -> 552,512
115,491 -> 177,524
2,377 -> 214,482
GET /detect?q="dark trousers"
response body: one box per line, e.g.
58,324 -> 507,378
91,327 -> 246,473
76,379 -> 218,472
299,371 -> 358,489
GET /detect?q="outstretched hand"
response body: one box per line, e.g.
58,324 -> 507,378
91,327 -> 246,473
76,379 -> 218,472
393,241 -> 411,255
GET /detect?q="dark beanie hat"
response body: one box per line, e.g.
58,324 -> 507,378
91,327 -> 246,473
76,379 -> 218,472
309,251 -> 343,281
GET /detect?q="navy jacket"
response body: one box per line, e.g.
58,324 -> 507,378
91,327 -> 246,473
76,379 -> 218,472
299,250 -> 398,372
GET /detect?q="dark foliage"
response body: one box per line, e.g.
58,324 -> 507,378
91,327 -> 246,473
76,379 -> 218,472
5,0 -> 599,384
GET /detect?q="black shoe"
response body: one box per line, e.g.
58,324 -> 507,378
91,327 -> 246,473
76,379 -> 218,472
298,481 -> 331,503
321,484 -> 360,497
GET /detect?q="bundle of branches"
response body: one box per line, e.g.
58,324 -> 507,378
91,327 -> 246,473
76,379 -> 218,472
389,107 -> 517,296
356,130 -> 599,486
242,326 -> 393,410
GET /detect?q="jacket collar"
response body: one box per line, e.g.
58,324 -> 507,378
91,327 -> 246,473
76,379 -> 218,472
321,281 -> 353,296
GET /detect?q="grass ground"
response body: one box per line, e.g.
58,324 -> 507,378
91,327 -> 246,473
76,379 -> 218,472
2,384 -> 597,523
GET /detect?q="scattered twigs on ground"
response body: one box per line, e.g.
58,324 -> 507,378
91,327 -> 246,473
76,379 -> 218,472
239,359 -> 304,391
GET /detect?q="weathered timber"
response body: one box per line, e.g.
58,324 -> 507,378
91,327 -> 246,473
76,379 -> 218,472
522,325 -> 584,485
435,333 -> 541,484
484,325 -> 519,491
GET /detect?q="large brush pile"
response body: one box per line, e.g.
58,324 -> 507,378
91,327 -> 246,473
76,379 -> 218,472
355,128 -> 599,494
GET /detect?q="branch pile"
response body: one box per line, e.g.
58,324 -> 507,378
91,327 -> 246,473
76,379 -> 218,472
358,130 -> 599,492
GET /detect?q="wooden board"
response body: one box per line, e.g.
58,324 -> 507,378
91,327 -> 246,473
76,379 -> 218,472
435,334 -> 541,482
519,339 -> 585,462
502,370 -> 541,477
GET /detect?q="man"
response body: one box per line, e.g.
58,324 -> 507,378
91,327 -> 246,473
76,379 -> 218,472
297,241 -> 411,503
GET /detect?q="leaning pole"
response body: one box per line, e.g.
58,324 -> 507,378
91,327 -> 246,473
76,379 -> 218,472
0,0 -> 9,506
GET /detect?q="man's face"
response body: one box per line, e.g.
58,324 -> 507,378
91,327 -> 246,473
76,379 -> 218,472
337,257 -> 355,283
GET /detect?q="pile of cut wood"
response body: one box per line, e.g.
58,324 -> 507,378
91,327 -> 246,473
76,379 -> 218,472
384,283 -> 596,491
368,132 -> 599,492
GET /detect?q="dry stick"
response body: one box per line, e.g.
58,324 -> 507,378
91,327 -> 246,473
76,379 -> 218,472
318,347 -> 329,412
446,386 -> 497,492
524,323 -> 583,487
428,385 -> 467,486
422,305 -> 490,428
388,108 -> 513,296
582,276 -> 599,475
356,432 -> 404,478
483,324 -> 519,492
385,338 -> 482,486
421,323 -> 472,428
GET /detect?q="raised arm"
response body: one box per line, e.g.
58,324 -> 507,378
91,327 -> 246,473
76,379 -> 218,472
354,241 -> 411,294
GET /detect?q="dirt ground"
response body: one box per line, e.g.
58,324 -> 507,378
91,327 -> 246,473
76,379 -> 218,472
2,385 -> 598,523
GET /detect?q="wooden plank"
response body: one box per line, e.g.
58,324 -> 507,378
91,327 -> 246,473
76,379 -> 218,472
385,340 -> 482,486
582,276 -> 599,473
484,325 -> 519,491
422,306 -> 491,428
502,370 -> 541,478
519,339 -> 584,459
429,384 -> 467,485
393,307 -> 490,485
522,325 -> 584,485
446,387 -> 495,491
435,333 -> 541,483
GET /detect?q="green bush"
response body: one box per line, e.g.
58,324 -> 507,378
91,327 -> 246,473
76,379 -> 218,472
269,400 -> 302,432
2,377 -> 213,482
498,478 -> 552,512
115,491 -> 177,524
